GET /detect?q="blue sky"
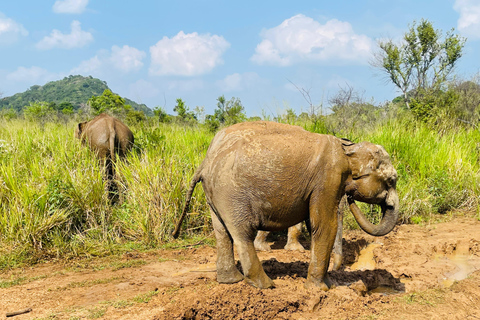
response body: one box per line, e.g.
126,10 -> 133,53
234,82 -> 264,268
1,0 -> 479,117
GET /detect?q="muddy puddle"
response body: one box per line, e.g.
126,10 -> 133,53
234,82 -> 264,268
349,243 -> 382,271
439,240 -> 480,287
346,242 -> 402,295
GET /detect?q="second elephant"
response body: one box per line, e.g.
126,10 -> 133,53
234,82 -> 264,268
75,113 -> 134,199
254,195 -> 347,271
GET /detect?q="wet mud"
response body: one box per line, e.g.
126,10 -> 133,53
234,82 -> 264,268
1,216 -> 480,319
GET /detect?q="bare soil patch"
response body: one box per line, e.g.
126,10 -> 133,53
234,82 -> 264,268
1,216 -> 480,319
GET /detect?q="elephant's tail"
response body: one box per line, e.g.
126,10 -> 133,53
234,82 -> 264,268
106,128 -> 116,180
172,164 -> 203,239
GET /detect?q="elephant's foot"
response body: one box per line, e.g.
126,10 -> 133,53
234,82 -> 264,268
332,253 -> 343,271
304,274 -> 332,291
254,239 -> 271,251
244,272 -> 275,289
217,268 -> 244,284
284,240 -> 305,252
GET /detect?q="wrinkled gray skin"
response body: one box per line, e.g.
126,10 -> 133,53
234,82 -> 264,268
254,195 -> 347,271
75,113 -> 134,197
173,121 -> 398,290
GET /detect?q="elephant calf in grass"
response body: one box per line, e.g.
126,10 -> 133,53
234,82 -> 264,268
75,113 -> 134,201
173,121 -> 398,291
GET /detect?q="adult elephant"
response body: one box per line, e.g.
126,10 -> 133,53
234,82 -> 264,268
172,121 -> 398,290
75,113 -> 134,199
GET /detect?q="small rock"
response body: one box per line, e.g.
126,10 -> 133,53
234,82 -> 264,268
349,280 -> 368,296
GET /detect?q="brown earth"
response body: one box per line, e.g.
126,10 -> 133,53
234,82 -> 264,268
1,215 -> 480,320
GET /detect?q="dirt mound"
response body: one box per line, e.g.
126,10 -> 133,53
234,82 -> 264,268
154,282 -> 304,320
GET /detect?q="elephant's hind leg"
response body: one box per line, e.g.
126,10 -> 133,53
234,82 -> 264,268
211,211 -> 243,284
254,231 -> 271,251
232,230 -> 275,289
284,223 -> 305,252
332,195 -> 347,271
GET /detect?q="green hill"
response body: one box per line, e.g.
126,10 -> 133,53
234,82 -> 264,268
0,75 -> 152,116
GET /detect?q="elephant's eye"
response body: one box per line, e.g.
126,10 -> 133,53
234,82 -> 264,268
353,174 -> 369,180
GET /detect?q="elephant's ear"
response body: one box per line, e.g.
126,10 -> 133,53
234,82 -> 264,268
343,142 -> 374,178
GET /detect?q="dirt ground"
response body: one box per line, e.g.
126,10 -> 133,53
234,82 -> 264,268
1,215 -> 480,320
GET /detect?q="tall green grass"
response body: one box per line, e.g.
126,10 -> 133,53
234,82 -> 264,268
306,114 -> 480,223
364,117 -> 480,221
0,119 -> 212,267
0,116 -> 479,268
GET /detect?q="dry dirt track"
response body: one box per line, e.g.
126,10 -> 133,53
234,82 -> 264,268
1,215 -> 480,320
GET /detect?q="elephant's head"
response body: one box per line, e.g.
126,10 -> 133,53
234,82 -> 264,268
343,141 -> 399,236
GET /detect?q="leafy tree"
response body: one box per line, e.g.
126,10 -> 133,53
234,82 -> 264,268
248,116 -> 262,122
204,114 -> 220,132
213,95 -> 227,124
328,85 -> 387,135
153,106 -> 171,123
59,102 -> 74,115
413,77 -> 480,128
276,108 -> 297,124
126,109 -> 147,125
374,19 -> 466,109
194,105 -> 205,123
173,98 -> 196,123
174,98 -> 187,119
88,89 -> 132,116
215,95 -> 246,126
23,101 -> 56,122
205,95 -> 246,132
0,108 -> 17,120
452,79 -> 480,125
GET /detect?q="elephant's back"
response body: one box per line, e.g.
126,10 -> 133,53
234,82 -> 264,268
207,121 -> 336,159
201,121 -> 343,186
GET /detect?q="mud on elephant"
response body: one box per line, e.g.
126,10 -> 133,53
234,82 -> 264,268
75,113 -> 134,201
173,121 -> 398,291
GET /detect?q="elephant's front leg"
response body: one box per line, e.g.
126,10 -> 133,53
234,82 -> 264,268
305,197 -> 338,291
211,210 -> 244,284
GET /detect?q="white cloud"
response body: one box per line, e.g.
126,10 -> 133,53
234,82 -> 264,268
110,45 -> 146,72
251,14 -> 374,66
71,55 -> 103,74
454,0 -> 480,39
36,20 -> 93,50
0,12 -> 28,44
71,45 -> 146,75
149,31 -> 230,76
216,72 -> 267,91
6,66 -> 59,84
53,0 -> 89,14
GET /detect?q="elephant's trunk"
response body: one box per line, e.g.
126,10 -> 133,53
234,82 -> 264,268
348,189 -> 399,236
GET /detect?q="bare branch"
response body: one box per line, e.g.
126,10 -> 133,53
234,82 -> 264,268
287,79 -> 323,117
